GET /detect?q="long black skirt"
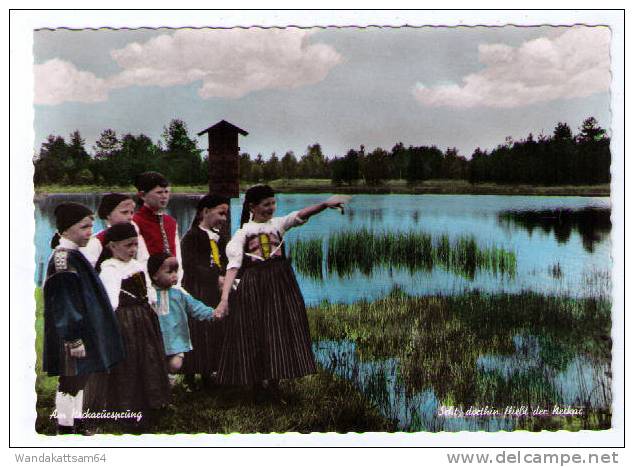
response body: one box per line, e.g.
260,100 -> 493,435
181,317 -> 226,375
216,258 -> 317,385
85,303 -> 170,412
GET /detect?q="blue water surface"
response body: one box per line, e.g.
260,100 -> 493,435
34,193 -> 611,304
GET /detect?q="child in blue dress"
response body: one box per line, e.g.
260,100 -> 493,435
147,253 -> 217,387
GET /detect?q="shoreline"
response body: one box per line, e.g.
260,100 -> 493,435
33,180 -> 610,198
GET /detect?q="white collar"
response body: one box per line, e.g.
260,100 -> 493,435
58,237 -> 79,250
102,257 -> 143,272
198,223 -> 220,237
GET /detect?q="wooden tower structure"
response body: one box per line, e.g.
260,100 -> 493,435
197,120 -> 248,198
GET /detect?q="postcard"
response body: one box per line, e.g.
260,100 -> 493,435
9,10 -> 625,452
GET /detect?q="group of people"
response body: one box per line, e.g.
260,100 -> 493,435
42,171 -> 347,435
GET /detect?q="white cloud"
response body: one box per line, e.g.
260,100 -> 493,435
107,28 -> 343,99
413,26 -> 611,109
34,29 -> 342,105
34,58 -> 109,105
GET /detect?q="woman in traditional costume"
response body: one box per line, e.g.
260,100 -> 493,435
215,185 -> 347,401
180,194 -> 229,387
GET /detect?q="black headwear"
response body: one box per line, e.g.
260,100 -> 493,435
134,171 -> 169,193
192,193 -> 230,229
240,184 -> 275,227
104,222 -> 138,243
54,202 -> 93,233
98,193 -> 133,220
51,203 -> 93,248
147,252 -> 173,279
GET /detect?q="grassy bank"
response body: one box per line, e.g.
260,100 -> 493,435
33,179 -> 610,197
34,285 -> 612,433
308,288 -> 612,432
33,289 -> 395,435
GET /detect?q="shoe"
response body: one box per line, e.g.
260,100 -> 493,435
74,419 -> 95,436
253,383 -> 270,405
201,373 -> 218,390
56,424 -> 74,435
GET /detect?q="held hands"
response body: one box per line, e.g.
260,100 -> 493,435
215,299 -> 229,320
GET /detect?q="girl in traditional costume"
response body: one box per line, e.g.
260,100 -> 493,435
80,193 -> 148,267
215,185 -> 347,401
147,253 -> 216,388
43,203 -> 125,434
97,223 -> 170,427
180,194 -> 229,387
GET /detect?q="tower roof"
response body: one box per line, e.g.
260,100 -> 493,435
197,120 -> 248,137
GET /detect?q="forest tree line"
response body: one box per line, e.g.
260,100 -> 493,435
33,117 -> 610,187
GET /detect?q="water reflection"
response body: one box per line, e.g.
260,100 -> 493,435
411,210 -> 420,224
309,290 -> 612,432
498,208 -> 611,253
33,194 -> 612,302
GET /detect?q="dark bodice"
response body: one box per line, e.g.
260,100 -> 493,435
118,271 -> 149,307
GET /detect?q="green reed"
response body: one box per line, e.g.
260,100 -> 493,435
310,228 -> 516,279
308,288 -> 612,431
288,237 -> 324,280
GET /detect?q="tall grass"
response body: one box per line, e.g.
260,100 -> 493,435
308,288 -> 612,432
291,229 -> 516,280
288,237 -> 323,280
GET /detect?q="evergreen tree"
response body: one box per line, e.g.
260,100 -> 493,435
94,129 -> 121,159
363,148 -> 389,185
239,153 -> 253,181
263,152 -> 281,181
33,135 -> 69,184
160,119 -> 203,184
281,151 -> 298,179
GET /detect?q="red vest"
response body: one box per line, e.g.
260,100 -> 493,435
96,230 -> 107,245
132,205 -> 178,255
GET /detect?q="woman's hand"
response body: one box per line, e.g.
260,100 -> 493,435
324,195 -> 351,214
215,299 -> 229,320
298,195 -> 352,220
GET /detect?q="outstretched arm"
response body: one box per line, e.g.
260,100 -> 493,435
184,291 -> 215,321
297,195 -> 350,221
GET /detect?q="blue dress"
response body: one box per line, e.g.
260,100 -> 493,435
155,287 -> 215,356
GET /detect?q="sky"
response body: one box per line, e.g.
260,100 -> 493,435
33,25 -> 612,159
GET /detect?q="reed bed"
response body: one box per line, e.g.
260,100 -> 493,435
307,288 -> 612,432
288,237 -> 323,280
290,229 -> 516,280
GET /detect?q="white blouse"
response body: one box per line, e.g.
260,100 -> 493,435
80,221 -> 149,268
225,210 -> 306,270
99,257 -> 156,310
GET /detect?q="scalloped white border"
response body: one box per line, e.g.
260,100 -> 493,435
8,9 -> 626,453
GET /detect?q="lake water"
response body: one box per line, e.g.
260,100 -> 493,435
34,193 -> 611,304
33,192 -> 612,432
